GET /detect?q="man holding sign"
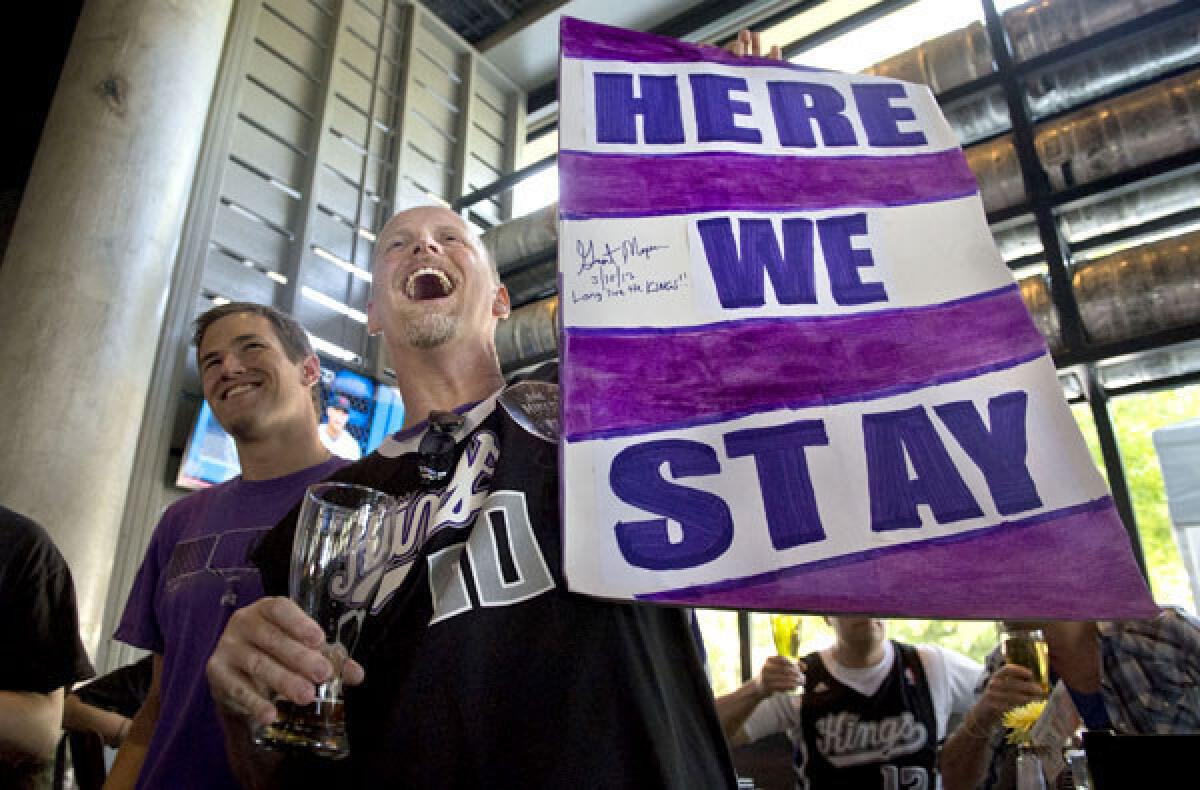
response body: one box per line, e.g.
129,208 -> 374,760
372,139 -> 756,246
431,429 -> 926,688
205,17 -> 1154,789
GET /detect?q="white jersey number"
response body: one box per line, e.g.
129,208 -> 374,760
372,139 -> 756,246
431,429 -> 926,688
427,490 -> 555,624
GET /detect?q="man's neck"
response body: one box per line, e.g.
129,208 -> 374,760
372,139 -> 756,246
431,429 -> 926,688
390,339 -> 506,429
237,425 -> 330,481
834,640 -> 887,669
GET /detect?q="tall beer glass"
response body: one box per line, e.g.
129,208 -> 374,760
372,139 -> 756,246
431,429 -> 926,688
770,614 -> 803,660
255,482 -> 394,759
999,623 -> 1050,695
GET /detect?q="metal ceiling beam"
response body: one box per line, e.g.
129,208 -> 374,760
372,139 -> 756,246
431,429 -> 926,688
477,0 -> 570,51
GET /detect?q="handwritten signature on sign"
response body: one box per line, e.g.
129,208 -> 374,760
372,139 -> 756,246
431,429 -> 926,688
572,235 -> 685,304
575,236 -> 669,273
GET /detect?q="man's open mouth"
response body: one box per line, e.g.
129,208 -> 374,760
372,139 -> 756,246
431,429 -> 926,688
405,267 -> 455,301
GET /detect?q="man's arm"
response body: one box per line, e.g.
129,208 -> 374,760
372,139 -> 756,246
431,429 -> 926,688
206,597 -> 362,789
713,655 -> 802,745
63,694 -> 131,749
102,654 -> 163,789
939,664 -> 1043,790
0,687 -> 65,760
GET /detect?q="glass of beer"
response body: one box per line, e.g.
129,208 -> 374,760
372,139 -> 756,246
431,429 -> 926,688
999,623 -> 1050,695
255,482 -> 395,759
770,614 -> 803,660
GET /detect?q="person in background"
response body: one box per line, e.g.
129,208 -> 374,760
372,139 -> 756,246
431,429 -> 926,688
0,505 -> 94,790
940,608 -> 1200,790
61,655 -> 154,789
204,205 -> 737,788
717,616 -> 989,789
318,393 -> 362,461
105,303 -> 345,790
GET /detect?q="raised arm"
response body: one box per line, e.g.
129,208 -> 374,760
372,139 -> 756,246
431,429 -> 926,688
939,664 -> 1043,790
714,655 -> 803,745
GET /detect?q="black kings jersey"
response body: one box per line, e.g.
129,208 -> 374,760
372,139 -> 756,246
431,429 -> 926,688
796,642 -> 937,790
253,369 -> 736,789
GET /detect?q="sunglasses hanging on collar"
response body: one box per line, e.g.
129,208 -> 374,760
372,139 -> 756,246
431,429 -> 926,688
416,410 -> 465,487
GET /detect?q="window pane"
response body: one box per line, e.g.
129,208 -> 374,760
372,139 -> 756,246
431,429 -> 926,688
512,129 -> 559,218
1070,402 -> 1108,479
695,609 -> 741,695
884,620 -> 996,664
1110,385 -> 1200,612
789,0 -> 984,73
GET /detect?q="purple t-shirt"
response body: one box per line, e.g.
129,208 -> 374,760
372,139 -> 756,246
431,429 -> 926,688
115,457 -> 344,790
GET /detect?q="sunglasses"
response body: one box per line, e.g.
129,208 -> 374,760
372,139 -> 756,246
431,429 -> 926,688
416,410 -> 465,487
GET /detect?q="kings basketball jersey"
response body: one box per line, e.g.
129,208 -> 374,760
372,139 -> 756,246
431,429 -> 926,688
252,367 -> 736,789
797,641 -> 938,790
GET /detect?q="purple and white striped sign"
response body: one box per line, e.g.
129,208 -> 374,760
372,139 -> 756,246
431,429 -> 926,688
557,17 -> 1155,618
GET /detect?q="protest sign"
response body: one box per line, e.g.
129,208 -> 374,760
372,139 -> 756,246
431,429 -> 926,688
557,17 -> 1156,618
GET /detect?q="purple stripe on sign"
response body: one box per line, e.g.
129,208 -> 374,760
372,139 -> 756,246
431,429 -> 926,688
562,286 -> 1046,442
562,16 -> 828,71
558,150 -> 979,219
638,498 -> 1159,619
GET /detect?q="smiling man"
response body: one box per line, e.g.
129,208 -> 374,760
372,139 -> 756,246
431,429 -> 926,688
205,205 -> 736,788
106,303 -> 344,790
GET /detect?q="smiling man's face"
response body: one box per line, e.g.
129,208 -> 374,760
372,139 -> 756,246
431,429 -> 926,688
198,311 -> 319,442
368,206 -> 509,351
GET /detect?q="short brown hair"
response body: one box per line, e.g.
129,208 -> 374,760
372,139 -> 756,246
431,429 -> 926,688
192,302 -> 321,416
193,301 -> 314,362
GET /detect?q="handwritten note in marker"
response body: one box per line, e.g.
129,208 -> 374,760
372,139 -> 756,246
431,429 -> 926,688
557,17 -> 1155,619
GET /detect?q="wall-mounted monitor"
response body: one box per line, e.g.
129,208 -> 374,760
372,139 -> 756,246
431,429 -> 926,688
175,360 -> 406,490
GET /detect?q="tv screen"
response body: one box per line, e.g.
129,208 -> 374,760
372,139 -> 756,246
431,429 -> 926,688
175,361 -> 406,490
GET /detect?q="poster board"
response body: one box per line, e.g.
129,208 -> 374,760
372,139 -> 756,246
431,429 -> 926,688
557,17 -> 1155,619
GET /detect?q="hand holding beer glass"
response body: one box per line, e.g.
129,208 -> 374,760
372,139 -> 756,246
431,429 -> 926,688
999,622 -> 1051,696
255,482 -> 394,759
766,614 -> 805,697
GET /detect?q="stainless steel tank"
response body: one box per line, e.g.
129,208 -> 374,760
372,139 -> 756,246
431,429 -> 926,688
495,296 -> 559,370
1058,168 -> 1200,243
481,202 -> 558,272
1018,273 -> 1066,353
943,89 -> 1012,146
1024,16 -> 1200,119
865,22 -> 995,94
1002,0 -> 1182,62
966,136 -> 1028,213
1073,227 -> 1200,344
993,219 -> 1043,261
1036,69 -> 1200,189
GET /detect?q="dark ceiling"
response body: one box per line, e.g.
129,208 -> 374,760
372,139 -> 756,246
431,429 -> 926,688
3,2 -> 83,192
423,0 -> 541,44
2,0 -> 550,194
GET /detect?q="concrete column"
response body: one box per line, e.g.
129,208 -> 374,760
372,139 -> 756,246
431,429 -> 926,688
0,0 -> 233,654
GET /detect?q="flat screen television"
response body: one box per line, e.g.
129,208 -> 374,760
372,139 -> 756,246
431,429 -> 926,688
175,360 -> 406,490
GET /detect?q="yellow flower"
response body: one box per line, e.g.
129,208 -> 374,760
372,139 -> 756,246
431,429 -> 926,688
1003,700 -> 1046,746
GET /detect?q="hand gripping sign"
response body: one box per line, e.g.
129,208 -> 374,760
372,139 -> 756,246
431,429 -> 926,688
557,17 -> 1155,619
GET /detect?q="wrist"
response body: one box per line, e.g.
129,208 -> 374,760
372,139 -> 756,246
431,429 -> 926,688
111,717 -> 131,747
752,675 -> 766,699
961,709 -> 997,740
